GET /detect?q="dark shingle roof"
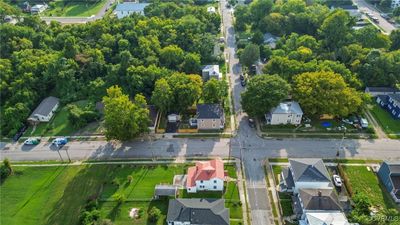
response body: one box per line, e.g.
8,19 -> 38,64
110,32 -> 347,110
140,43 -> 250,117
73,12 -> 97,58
289,158 -> 330,183
197,104 -> 224,119
299,188 -> 342,211
167,198 -> 229,225
29,96 -> 59,118
384,161 -> 400,174
377,95 -> 389,104
281,167 -> 295,189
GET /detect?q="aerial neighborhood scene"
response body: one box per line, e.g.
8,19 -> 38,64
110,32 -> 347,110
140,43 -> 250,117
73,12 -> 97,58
1,0 -> 400,223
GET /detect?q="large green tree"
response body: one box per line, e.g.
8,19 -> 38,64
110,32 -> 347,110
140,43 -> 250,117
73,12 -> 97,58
103,86 -> 150,141
202,78 -> 228,104
293,71 -> 362,117
241,75 -> 290,117
240,44 -> 260,69
319,10 -> 353,53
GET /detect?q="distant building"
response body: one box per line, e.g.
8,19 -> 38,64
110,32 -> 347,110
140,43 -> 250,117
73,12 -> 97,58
31,4 -> 48,14
196,104 -> 224,130
27,97 -> 59,124
265,101 -> 303,125
378,161 -> 400,203
202,65 -> 222,81
207,6 -> 216,13
186,158 -> 225,193
365,86 -> 400,97
264,32 -> 279,49
114,2 -> 149,19
167,198 -> 229,225
331,5 -> 361,19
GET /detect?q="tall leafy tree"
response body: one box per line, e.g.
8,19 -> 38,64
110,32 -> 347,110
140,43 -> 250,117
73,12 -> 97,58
202,78 -> 228,104
152,78 -> 173,113
103,86 -> 149,141
240,44 -> 260,69
241,75 -> 290,117
293,71 -> 362,117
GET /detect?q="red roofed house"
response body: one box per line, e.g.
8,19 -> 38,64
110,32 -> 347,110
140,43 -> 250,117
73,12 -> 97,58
186,158 -> 225,193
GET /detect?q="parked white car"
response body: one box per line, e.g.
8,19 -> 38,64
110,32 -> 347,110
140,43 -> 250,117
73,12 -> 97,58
333,175 -> 342,187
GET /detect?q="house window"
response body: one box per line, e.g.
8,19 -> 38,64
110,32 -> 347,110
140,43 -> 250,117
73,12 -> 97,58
214,186 -> 217,189
200,180 -> 203,183
214,180 -> 217,183
213,119 -> 216,122
212,124 -> 216,128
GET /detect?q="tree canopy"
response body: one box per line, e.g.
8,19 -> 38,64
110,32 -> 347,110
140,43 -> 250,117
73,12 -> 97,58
241,75 -> 290,117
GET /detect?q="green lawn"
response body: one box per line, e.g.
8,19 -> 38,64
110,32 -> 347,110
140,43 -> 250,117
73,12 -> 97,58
343,166 -> 398,211
44,0 -> 108,17
24,100 -> 101,137
272,166 -> 294,217
370,104 -> 400,135
1,163 -> 243,225
0,164 -> 187,225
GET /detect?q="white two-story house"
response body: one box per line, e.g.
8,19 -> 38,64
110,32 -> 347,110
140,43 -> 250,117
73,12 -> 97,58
265,101 -> 303,125
186,158 -> 225,193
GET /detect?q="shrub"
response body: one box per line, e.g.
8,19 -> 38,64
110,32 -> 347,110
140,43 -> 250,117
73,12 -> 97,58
127,175 -> 133,183
337,164 -> 353,196
148,206 -> 161,222
112,193 -> 126,204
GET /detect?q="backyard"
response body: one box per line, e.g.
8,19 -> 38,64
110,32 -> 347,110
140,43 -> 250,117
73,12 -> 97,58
271,165 -> 294,217
44,0 -> 108,17
0,163 -> 242,225
23,100 -> 103,137
370,104 -> 400,136
342,165 -> 399,211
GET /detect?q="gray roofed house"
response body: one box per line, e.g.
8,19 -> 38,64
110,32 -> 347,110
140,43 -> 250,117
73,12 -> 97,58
298,188 -> 342,211
281,158 -> 332,193
196,104 -> 225,130
290,158 -> 330,183
114,2 -> 149,19
28,96 -> 60,123
167,198 -> 229,225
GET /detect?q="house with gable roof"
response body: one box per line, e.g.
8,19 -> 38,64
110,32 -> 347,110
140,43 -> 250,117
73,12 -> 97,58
265,101 -> 303,125
186,158 -> 225,193
280,158 -> 332,193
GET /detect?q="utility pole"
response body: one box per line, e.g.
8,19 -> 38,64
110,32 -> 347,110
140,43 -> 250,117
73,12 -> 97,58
65,147 -> 71,163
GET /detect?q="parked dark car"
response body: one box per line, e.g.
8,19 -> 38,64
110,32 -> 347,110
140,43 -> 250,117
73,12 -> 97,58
13,125 -> 27,142
241,79 -> 246,87
248,118 -> 255,128
240,74 -> 245,80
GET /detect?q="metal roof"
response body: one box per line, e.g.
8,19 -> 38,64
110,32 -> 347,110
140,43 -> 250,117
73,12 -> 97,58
271,101 -> 303,115
167,198 -> 229,225
154,184 -> 177,197
28,96 -> 59,118
115,3 -> 149,12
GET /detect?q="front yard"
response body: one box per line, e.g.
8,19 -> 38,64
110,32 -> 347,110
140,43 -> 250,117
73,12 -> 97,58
24,100 -> 103,137
1,163 -> 242,225
369,104 -> 400,136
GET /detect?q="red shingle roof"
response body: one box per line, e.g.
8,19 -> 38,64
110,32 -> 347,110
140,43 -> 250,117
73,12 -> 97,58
186,158 -> 225,188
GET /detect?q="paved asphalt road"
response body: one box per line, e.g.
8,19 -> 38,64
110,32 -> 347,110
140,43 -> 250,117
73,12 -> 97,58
353,0 -> 396,34
41,0 -> 114,24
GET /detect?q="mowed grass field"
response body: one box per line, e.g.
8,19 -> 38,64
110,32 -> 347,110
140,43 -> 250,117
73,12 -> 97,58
44,0 -> 108,17
1,163 -> 242,225
370,104 -> 400,135
0,164 -> 187,225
